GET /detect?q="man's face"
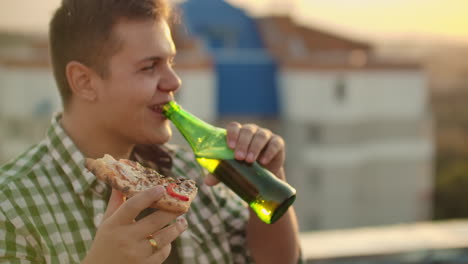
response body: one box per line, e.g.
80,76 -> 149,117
93,19 -> 181,145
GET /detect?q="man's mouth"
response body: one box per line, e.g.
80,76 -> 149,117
149,102 -> 171,116
149,104 -> 164,114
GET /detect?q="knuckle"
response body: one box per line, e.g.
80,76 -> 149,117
263,136 -> 284,159
175,220 -> 187,233
240,125 -> 257,135
244,123 -> 257,130
227,121 -> 241,129
271,135 -> 285,148
263,128 -> 273,135
161,223 -> 184,244
256,129 -> 271,140
156,224 -> 180,246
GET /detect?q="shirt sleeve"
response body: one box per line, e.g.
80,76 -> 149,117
0,208 -> 44,264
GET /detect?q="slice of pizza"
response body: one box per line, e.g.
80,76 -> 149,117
85,154 -> 197,214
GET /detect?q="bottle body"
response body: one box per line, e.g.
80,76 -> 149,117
163,101 -> 296,224
197,157 -> 296,224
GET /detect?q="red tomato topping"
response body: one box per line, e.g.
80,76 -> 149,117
166,183 -> 189,201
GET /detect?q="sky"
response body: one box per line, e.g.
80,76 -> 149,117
1,0 -> 467,44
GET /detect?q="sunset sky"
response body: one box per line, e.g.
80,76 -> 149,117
1,0 -> 467,44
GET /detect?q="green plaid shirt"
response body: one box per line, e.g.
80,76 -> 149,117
0,114 -> 252,263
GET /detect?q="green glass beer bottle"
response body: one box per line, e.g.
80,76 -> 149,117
163,101 -> 296,224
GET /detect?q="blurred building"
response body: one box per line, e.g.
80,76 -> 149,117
177,0 -> 434,231
300,220 -> 468,263
0,33 -> 60,162
0,0 -> 434,232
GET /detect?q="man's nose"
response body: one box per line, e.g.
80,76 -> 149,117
158,67 -> 181,93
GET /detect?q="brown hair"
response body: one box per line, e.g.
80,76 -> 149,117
49,0 -> 173,107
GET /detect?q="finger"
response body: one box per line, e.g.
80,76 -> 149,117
133,210 -> 180,237
234,124 -> 258,160
147,218 -> 187,250
266,152 -> 286,178
226,122 -> 241,149
204,173 -> 220,186
103,189 -> 126,221
145,244 -> 172,264
245,128 -> 272,163
259,135 -> 285,165
110,186 -> 166,225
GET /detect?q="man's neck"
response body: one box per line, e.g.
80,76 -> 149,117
61,109 -> 134,160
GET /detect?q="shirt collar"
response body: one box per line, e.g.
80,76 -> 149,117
45,112 -> 99,195
44,113 -> 175,196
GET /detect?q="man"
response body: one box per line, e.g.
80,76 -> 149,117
0,0 -> 301,263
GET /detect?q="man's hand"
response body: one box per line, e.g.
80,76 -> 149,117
204,122 -> 300,263
82,186 -> 187,264
205,122 -> 286,186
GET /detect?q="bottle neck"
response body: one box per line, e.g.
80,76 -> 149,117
163,102 -> 231,158
163,101 -> 216,134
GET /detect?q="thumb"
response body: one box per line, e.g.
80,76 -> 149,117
103,189 -> 125,221
204,174 -> 220,186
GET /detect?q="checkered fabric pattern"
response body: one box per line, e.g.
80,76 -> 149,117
0,113 -> 252,263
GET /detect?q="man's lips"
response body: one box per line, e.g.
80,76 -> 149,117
149,101 -> 172,117
149,104 -> 164,114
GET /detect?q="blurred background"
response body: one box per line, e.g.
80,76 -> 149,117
1,0 -> 468,262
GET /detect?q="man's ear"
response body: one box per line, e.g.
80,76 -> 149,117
65,61 -> 97,102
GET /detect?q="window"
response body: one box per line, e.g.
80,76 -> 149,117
308,124 -> 322,143
308,167 -> 322,192
334,75 -> 347,103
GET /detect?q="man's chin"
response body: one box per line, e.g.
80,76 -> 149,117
158,133 -> 172,144
134,125 -> 172,145
149,130 -> 172,145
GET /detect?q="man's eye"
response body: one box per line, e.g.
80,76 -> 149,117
142,63 -> 155,71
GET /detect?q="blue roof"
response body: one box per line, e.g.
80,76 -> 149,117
180,0 -> 264,50
179,0 -> 280,116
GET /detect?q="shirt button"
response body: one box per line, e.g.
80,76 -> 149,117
94,213 -> 104,227
95,183 -> 104,194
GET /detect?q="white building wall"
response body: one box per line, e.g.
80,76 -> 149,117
282,70 -> 428,122
0,66 -> 61,162
175,69 -> 217,122
0,67 -> 61,118
280,68 -> 434,231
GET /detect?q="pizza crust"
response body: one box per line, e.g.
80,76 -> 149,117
85,154 -> 197,214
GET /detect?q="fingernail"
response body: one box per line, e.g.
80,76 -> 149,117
154,185 -> 165,194
235,151 -> 245,159
260,158 -> 268,164
228,140 -> 236,148
247,153 -> 255,162
177,218 -> 187,229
